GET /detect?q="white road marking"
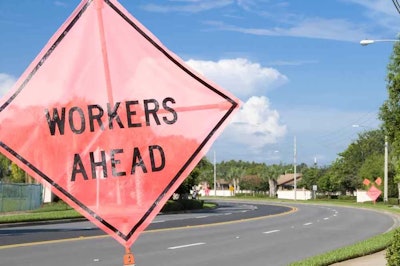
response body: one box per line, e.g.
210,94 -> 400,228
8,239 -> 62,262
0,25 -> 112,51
151,220 -> 165,223
323,217 -> 329,220
196,216 -> 208,219
225,213 -> 232,215
303,222 -> 313,226
263,230 -> 280,234
168,242 -> 206,250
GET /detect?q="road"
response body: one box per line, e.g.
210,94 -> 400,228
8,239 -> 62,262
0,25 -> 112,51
0,201 -> 396,266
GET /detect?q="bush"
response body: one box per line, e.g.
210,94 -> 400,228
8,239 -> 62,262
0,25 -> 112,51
160,199 -> 204,212
161,200 -> 184,212
338,195 -> 356,201
179,199 -> 204,210
388,198 -> 399,205
386,228 -> 400,266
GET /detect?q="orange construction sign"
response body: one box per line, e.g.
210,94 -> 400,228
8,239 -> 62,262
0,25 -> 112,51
0,0 -> 240,248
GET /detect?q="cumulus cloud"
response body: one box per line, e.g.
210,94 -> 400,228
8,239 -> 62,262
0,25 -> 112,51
186,58 -> 288,98
0,73 -> 16,97
186,58 -> 287,149
225,96 -> 287,148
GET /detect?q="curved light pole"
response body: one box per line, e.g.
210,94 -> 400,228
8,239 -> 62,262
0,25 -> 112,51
360,39 -> 399,46
359,39 -> 395,203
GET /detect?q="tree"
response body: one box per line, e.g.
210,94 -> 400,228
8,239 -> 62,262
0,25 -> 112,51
0,154 -> 11,182
332,130 -> 385,193
9,163 -> 26,183
266,164 -> 284,197
175,157 -> 211,197
299,166 -> 326,190
379,38 -> 400,202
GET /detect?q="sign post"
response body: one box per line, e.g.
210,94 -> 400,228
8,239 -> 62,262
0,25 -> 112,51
123,248 -> 135,266
0,0 -> 240,263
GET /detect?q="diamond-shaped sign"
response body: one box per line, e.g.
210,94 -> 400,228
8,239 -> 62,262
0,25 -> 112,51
0,0 -> 240,248
367,185 -> 381,202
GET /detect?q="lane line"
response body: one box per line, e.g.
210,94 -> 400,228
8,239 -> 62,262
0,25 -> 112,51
196,216 -> 208,219
168,242 -> 205,250
263,230 -> 280,234
0,205 -> 297,250
303,222 -> 313,226
323,217 -> 329,220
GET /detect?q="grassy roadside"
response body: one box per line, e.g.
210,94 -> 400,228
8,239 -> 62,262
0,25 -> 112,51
0,200 -> 216,224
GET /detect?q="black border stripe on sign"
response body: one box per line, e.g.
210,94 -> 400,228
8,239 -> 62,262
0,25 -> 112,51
0,1 -> 92,113
0,0 -> 121,235
105,0 -> 238,240
0,0 -> 239,243
0,0 -> 120,235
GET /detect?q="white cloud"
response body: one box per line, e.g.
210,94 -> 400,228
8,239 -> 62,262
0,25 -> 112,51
141,0 -> 233,13
206,18 -> 369,42
225,96 -> 287,148
186,58 -> 288,98
53,1 -> 68,8
0,73 -> 16,97
344,0 -> 400,34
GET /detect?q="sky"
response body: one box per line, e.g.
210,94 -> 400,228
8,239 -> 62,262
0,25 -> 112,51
0,0 -> 399,166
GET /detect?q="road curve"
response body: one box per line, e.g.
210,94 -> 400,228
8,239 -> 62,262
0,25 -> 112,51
0,200 -> 396,266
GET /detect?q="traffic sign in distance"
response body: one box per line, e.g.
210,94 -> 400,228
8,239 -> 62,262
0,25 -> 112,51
0,0 -> 240,248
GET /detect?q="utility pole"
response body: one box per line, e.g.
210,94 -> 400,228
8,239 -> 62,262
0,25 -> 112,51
294,136 -> 297,201
384,136 -> 388,203
214,150 -> 217,197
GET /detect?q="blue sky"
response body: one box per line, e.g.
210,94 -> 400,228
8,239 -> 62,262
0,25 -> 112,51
0,0 -> 399,166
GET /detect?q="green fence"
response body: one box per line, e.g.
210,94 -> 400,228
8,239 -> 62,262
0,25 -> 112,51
0,183 -> 43,212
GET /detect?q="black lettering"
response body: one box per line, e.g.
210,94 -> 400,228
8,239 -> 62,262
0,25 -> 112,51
149,145 -> 165,171
111,149 -> 126,177
144,99 -> 160,126
126,101 -> 142,128
90,151 -> 108,179
131,147 -> 147,174
71,154 -> 88,181
69,107 -> 86,134
45,107 -> 66,135
162,97 -> 177,125
88,104 -> 105,132
107,102 -> 124,129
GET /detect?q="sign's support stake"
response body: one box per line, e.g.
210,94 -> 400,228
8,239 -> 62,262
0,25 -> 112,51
123,247 -> 135,266
95,0 -> 114,106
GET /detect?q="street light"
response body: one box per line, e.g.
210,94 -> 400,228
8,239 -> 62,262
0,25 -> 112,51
352,124 -> 388,203
360,39 -> 399,46
359,39 -> 395,203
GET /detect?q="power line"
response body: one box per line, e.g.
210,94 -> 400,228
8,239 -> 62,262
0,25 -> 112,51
392,0 -> 400,15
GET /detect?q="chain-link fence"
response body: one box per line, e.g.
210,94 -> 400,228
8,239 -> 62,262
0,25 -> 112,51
0,183 -> 43,212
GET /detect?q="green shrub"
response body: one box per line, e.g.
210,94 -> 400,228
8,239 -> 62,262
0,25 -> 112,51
386,228 -> 400,266
160,199 -> 204,212
161,200 -> 184,212
338,195 -> 356,201
179,199 -> 204,210
388,198 -> 399,205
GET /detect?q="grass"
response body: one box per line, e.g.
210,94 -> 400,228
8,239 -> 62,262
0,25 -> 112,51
288,231 -> 393,266
0,202 -> 82,224
0,200 -> 217,224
